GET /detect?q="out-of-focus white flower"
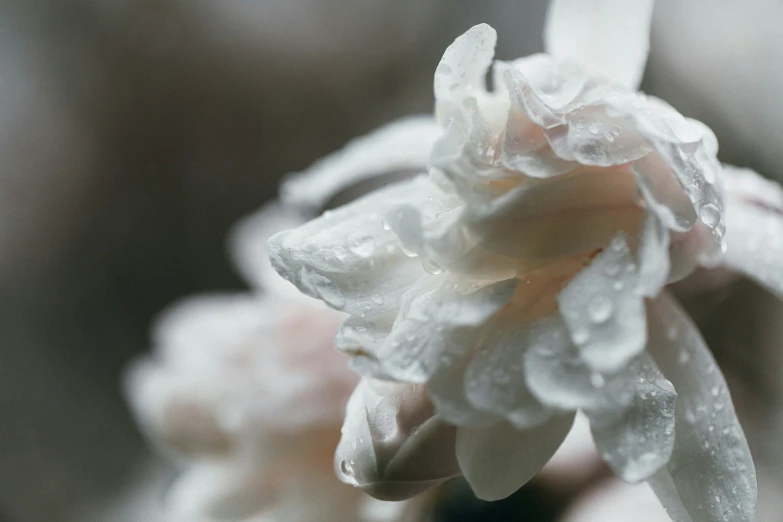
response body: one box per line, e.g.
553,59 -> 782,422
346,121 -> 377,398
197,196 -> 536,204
125,117 -> 441,522
268,0 -> 783,519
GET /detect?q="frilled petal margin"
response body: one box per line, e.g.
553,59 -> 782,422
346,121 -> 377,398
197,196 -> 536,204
646,292 -> 757,522
544,0 -> 655,90
456,414 -> 575,501
280,116 -> 441,213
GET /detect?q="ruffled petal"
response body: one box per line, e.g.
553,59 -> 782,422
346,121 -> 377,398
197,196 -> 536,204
464,321 -> 552,429
269,178 -> 439,314
461,169 -> 644,263
646,292 -> 757,522
588,353 -> 676,483
335,380 -> 460,501
637,211 -> 671,296
434,24 -> 497,124
558,233 -> 647,372
280,116 -> 440,213
455,414 -> 575,501
229,203 -> 305,294
524,316 -> 636,411
374,276 -> 519,383
544,0 -> 655,90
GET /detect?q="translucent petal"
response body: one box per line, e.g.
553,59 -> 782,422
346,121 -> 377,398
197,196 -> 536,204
434,24 -> 497,124
269,178 -> 438,314
723,199 -> 783,299
456,414 -> 575,501
646,292 -> 757,522
229,203 -> 306,295
544,106 -> 651,167
632,151 -> 698,232
544,0 -> 655,90
464,321 -> 553,429
335,380 -> 460,501
524,316 -> 636,411
588,353 -> 676,483
376,276 -> 519,383
280,116 -> 440,213
558,233 -> 647,372
637,211 -> 671,297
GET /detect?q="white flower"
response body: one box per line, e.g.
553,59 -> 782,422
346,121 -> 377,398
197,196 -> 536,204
268,0 -> 783,520
125,148 -> 437,522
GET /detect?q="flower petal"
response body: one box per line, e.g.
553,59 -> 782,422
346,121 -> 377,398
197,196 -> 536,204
455,414 -> 575,501
723,198 -> 783,299
269,178 -> 438,314
464,170 -> 643,263
524,316 -> 636,411
646,292 -> 757,522
637,211 -> 671,296
374,276 -> 519,383
229,203 -> 305,294
558,233 -> 647,373
464,321 -> 553,429
335,379 -> 461,501
588,353 -> 676,483
280,116 -> 440,213
544,0 -> 655,90
434,24 -> 497,124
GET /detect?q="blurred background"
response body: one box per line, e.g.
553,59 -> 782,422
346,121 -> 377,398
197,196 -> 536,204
1,0 -> 782,521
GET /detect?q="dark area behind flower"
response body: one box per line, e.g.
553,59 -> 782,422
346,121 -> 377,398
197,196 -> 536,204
0,1 -> 781,521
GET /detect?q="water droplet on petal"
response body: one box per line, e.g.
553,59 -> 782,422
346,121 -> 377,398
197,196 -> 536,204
588,295 -> 614,323
371,294 -> 384,305
573,328 -> 590,345
348,233 -> 375,257
699,203 -> 721,228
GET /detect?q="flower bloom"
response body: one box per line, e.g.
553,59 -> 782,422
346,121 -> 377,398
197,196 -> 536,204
125,197 -> 434,519
269,1 -> 783,519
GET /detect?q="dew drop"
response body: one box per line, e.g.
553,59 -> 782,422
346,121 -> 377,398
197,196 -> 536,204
381,218 -> 391,231
334,248 -> 347,261
371,294 -> 384,305
348,233 -> 375,257
590,372 -> 605,388
699,203 -> 721,228
589,123 -> 600,135
588,295 -> 614,323
604,261 -> 621,276
711,385 -> 720,397
610,236 -> 625,251
573,328 -> 590,345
